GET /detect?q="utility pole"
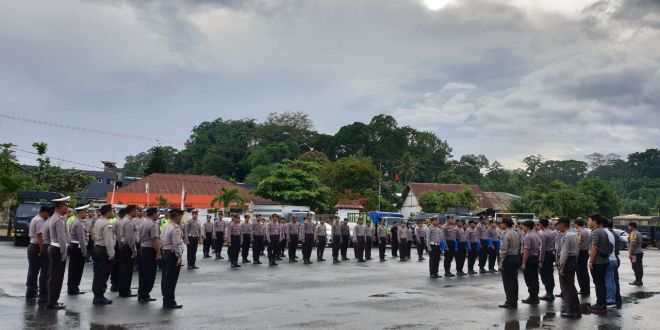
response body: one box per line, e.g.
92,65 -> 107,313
378,161 -> 382,211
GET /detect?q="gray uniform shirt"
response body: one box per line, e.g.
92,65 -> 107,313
28,215 -> 46,244
140,220 -> 160,248
590,228 -> 610,265
499,228 -> 521,268
466,227 -> 478,243
252,222 -> 266,237
332,223 -> 341,236
314,223 -> 327,239
301,221 -> 315,236
629,229 -> 643,255
161,222 -> 184,258
456,227 -> 466,242
398,226 -> 409,241
415,226 -> 426,240
426,225 -> 445,250
558,231 -> 579,267
523,231 -> 541,257
266,221 -> 280,237
203,221 -> 213,234
444,224 -> 457,241
213,219 -> 225,233
185,219 -> 204,237
478,223 -> 489,240
49,212 -> 68,257
377,225 -> 387,238
577,227 -> 591,251
120,217 -> 138,253
94,217 -> 116,257
489,227 -> 500,242
69,218 -> 88,255
42,217 -> 51,245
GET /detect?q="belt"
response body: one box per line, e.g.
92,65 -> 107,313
51,242 -> 61,247
189,235 -> 199,238
163,249 -> 175,253
71,240 -> 80,244
429,242 -> 440,245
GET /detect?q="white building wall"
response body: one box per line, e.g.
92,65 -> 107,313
400,193 -> 421,217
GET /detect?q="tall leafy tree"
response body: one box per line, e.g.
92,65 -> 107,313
210,187 -> 245,213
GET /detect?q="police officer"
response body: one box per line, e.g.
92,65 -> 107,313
266,214 -> 280,266
520,220 -> 541,305
498,218 -> 520,309
184,210 -> 203,269
287,216 -> 301,262
301,216 -> 315,264
213,214 -> 225,259
85,207 -> 97,263
278,216 -> 288,259
443,216 -> 456,277
67,204 -> 89,295
118,205 -> 138,297
477,216 -> 489,273
203,215 -> 214,258
465,221 -> 479,275
92,204 -> 115,305
575,219 -> 591,295
391,222 -> 399,258
315,218 -> 327,262
455,220 -> 468,276
415,221 -> 427,261
252,215 -> 266,264
47,196 -> 70,310
556,217 -> 581,318
628,222 -> 643,286
332,217 -> 342,263
226,215 -> 243,268
340,218 -> 350,261
397,221 -> 409,261
365,221 -> 373,261
38,207 -> 53,303
353,219 -> 366,262
377,220 -> 387,262
161,208 -> 184,309
138,207 -> 160,303
426,217 -> 445,278
488,220 -> 501,273
25,206 -> 50,299
110,208 -> 124,292
538,218 -> 557,300
240,215 -> 252,263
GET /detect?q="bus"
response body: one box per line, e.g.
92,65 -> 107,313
613,215 -> 660,247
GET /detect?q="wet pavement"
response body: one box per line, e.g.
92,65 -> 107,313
0,242 -> 658,329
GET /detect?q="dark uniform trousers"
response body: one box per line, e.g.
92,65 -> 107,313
47,246 -> 66,306
86,238 -> 94,262
479,239 -> 489,269
38,244 -> 50,300
391,233 -> 399,257
241,234 -> 251,261
488,244 -> 499,271
456,241 -> 466,272
92,246 -> 113,298
540,251 -> 555,295
332,235 -> 341,260
399,239 -> 408,261
26,243 -> 41,297
406,239 -> 412,259
214,231 -> 224,257
288,234 -> 299,260
278,237 -> 287,258
268,235 -> 280,262
501,255 -> 520,305
203,232 -> 213,257
378,237 -> 387,260
559,256 -> 580,314
365,236 -> 372,260
138,247 -> 157,299
317,236 -> 327,259
67,243 -> 85,293
523,255 -> 540,300
161,250 -> 181,306
576,250 -> 590,294
303,234 -> 314,261
356,236 -> 365,261
340,234 -> 350,259
429,244 -> 441,276
229,235 -> 241,264
444,240 -> 455,273
110,244 -> 120,290
253,236 -> 264,262
416,238 -> 426,258
118,244 -> 135,295
187,236 -> 199,266
632,252 -> 644,284
468,243 -> 478,272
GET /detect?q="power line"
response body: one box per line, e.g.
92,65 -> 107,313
0,113 -> 185,145
12,147 -> 106,170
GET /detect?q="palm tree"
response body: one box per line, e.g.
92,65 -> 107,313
156,195 -> 169,208
210,187 -> 245,214
394,153 -> 421,184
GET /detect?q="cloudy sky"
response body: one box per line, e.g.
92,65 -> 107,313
1,0 -> 658,170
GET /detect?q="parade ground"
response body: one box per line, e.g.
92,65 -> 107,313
0,242 -> 658,330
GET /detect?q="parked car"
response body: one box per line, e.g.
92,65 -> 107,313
11,192 -> 63,246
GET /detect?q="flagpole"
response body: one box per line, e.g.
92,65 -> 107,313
110,180 -> 116,205
181,183 -> 185,209
145,179 -> 150,207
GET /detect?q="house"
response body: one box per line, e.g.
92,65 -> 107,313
482,192 -> 519,213
334,199 -> 364,221
106,173 -> 276,213
399,183 -> 495,217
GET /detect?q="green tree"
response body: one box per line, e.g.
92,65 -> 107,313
210,187 -> 245,213
156,195 -> 169,208
576,177 -> 620,218
123,151 -> 149,177
144,146 -> 169,175
244,164 -> 277,185
30,142 -> 93,196
322,154 -> 379,193
394,153 -> 421,184
417,188 -> 477,213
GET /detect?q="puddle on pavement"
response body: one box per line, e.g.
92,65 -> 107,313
622,291 -> 659,304
370,294 -> 391,298
501,313 -> 558,329
90,323 -> 129,330
404,291 -> 424,295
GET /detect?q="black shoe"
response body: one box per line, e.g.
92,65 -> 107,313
37,297 -> 47,304
67,290 -> 86,295
333,260 -> 340,264
555,293 -> 563,298
380,259 -> 386,262
468,270 -> 477,275
539,294 -> 555,301
445,273 -> 455,277
138,297 -> 156,303
218,256 -> 225,259
589,305 -> 607,313
269,262 -> 278,266
93,297 -> 113,305
357,259 -> 366,263
498,303 -> 517,309
430,274 -> 441,279
276,257 -> 282,261
479,268 -> 488,274
25,293 -> 38,299
203,255 -> 210,258
560,312 -> 581,318
242,259 -> 251,263
119,293 -> 137,298
457,271 -> 467,276
578,291 -> 590,296
289,259 -> 297,263
522,298 -> 540,305
47,303 -> 66,310
163,303 -> 183,309
489,269 -> 497,273
342,257 -> 350,261
629,281 -> 643,286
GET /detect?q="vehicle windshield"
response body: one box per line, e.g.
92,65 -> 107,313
16,204 -> 42,218
382,217 -> 403,227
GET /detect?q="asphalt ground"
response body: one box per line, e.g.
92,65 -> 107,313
0,242 -> 658,330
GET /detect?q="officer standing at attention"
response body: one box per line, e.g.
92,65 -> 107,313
226,215 -> 243,268
426,217 -> 445,278
301,216 -> 315,265
67,204 -> 89,295
202,215 -> 213,258
406,223 -> 413,258
488,220 -> 501,273
118,205 -> 138,297
314,218 -> 328,262
47,196 -> 70,310
477,216 -> 489,273
332,217 -> 342,263
339,218 -> 351,261
365,221 -> 374,261
574,219 -> 591,295
92,204 -> 115,305
184,210 -> 203,269
138,207 -> 160,303
110,208 -> 125,292
455,220 -> 468,276
213,214 -> 225,259
443,216 -> 456,277
353,219 -> 367,262
556,217 -> 581,318
391,222 -> 399,258
377,220 -> 387,262
521,220 -> 541,305
252,215 -> 266,264
85,207 -> 97,263
39,207 -> 53,303
538,218 -> 557,301
398,221 -> 409,261
466,220 -> 479,275
415,221 -> 427,261
161,208 -> 184,309
627,222 -> 644,286
278,216 -> 288,259
266,214 -> 280,266
240,215 -> 252,264
25,206 -> 50,300
498,218 -> 520,309
286,216 -> 300,262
